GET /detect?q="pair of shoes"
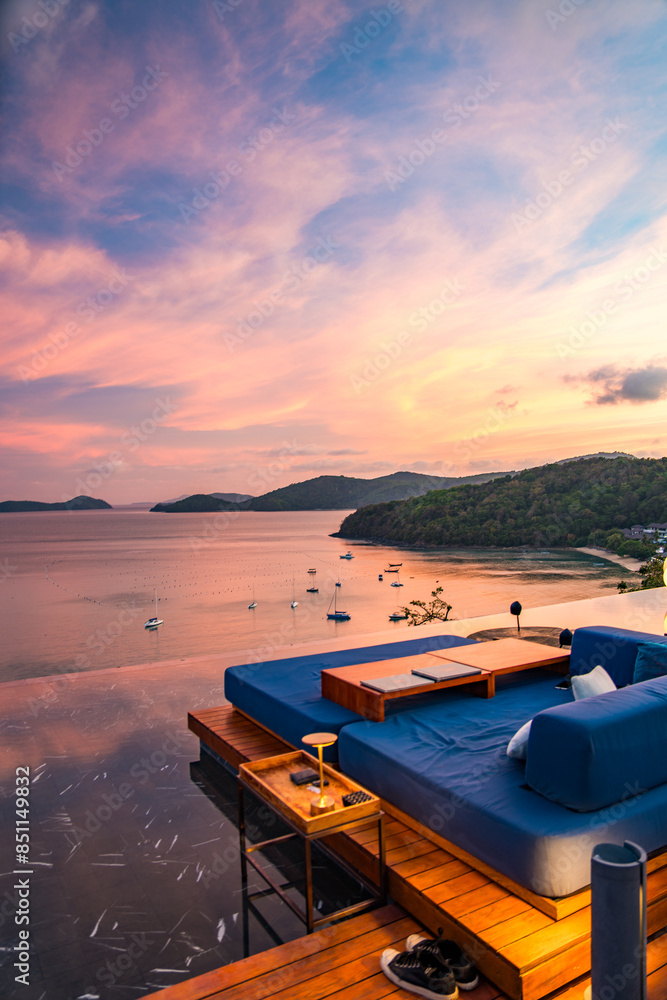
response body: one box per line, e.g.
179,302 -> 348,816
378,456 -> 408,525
381,948 -> 459,999
405,930 -> 479,991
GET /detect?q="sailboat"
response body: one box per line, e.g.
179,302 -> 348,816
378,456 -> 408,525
248,585 -> 257,609
327,589 -> 350,620
144,589 -> 163,628
291,577 -> 298,609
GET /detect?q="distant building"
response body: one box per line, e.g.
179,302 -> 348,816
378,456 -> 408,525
621,522 -> 667,542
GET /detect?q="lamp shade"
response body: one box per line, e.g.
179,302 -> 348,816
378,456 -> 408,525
510,601 -> 522,617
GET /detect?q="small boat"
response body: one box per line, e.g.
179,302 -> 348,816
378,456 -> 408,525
384,567 -> 399,573
389,611 -> 408,621
327,590 -> 350,620
340,551 -> 354,559
378,573 -> 383,580
307,568 -> 317,574
144,589 -> 163,628
291,577 -> 298,609
389,563 -> 402,567
391,581 -> 403,587
306,587 -> 319,593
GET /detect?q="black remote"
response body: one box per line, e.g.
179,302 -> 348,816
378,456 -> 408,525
290,768 -> 328,786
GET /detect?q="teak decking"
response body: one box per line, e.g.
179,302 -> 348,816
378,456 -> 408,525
179,704 -> 667,1000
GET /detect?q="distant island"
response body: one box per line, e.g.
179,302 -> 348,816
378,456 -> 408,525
150,470 -> 513,512
0,495 -> 112,512
334,456 -> 666,558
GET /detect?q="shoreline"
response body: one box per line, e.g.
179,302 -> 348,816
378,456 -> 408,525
576,546 -> 643,573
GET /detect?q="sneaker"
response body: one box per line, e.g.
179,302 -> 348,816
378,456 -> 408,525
405,932 -> 479,991
381,948 -> 459,1000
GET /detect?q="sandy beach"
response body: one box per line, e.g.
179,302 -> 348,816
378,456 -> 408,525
576,546 -> 644,573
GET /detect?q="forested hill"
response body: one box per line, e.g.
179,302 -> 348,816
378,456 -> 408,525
0,495 -> 112,512
335,457 -> 667,550
151,470 -> 510,512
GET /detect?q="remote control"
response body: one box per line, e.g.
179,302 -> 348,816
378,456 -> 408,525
290,768 -> 328,786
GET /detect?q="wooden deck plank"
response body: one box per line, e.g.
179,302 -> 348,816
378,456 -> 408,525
446,883 -> 515,922
203,915 -> 419,999
392,847 -> 458,878
385,838 -> 443,865
143,905 -> 412,1000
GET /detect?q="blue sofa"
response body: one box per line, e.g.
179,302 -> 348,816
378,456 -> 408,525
224,626 -> 667,897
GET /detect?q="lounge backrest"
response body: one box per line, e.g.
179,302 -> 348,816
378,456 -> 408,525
570,625 -> 667,687
525,674 -> 667,811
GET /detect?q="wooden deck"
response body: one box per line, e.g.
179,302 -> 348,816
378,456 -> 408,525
175,705 -> 667,1000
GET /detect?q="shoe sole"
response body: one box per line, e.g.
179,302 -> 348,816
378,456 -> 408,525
381,951 -> 459,1000
404,935 -> 479,991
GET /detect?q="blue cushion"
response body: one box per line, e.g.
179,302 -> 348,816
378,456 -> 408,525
224,634 -> 478,759
526,675 -> 667,811
634,642 -> 667,684
570,626 -> 667,687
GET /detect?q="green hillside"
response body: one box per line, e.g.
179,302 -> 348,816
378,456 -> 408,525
0,495 -> 112,512
335,456 -> 667,553
151,470 -> 512,512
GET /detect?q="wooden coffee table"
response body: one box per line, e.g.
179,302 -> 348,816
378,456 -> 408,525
321,652 -> 492,722
321,640 -> 570,720
436,637 -> 570,697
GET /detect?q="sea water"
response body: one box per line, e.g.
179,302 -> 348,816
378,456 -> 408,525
0,508 -> 626,682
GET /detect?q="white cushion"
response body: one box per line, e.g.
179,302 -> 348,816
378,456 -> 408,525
571,665 -> 617,701
507,720 -> 532,759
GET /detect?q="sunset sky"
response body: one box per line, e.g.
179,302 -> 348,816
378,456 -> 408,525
1,0 -> 666,504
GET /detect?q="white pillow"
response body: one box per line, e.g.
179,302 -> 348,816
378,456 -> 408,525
507,720 -> 532,759
571,665 -> 616,701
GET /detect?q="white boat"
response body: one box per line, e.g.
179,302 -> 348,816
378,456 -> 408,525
389,611 -> 408,621
291,577 -> 298,609
327,589 -> 350,620
391,581 -> 403,587
340,551 -> 354,559
248,585 -> 257,609
144,589 -> 163,628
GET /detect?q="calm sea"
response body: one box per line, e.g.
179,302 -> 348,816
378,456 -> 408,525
0,509 -> 626,682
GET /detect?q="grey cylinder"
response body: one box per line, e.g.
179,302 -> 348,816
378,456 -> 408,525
590,841 -> 647,1000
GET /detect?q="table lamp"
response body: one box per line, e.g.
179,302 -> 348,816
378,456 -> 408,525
302,732 -> 338,815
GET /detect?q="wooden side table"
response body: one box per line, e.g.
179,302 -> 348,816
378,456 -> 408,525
238,750 -> 386,933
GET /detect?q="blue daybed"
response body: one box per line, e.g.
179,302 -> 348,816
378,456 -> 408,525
224,625 -> 667,897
